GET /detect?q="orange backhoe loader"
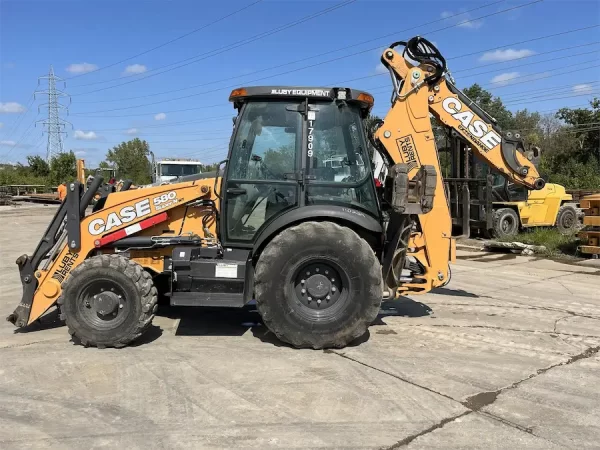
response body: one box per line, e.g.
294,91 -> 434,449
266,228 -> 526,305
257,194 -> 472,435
8,37 -> 544,349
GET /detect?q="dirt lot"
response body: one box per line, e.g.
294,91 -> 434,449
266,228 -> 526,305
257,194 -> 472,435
1,206 -> 599,449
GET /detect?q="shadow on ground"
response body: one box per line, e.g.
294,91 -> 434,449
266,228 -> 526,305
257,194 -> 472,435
13,308 -> 64,333
432,287 -> 479,298
15,297 -> 437,348
157,298 -> 437,348
371,298 -> 434,327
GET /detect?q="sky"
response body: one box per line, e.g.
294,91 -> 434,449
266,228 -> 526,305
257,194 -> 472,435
0,0 -> 599,167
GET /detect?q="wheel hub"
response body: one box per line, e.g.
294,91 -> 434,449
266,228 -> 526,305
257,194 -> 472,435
294,262 -> 343,310
306,274 -> 331,298
562,214 -> 574,228
94,292 -> 120,316
79,280 -> 128,328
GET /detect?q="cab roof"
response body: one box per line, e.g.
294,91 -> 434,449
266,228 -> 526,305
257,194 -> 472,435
229,86 -> 374,111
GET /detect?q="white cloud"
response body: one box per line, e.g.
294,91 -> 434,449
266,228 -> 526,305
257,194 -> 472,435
66,63 -> 98,74
0,123 -> 3,128
75,150 -> 86,156
125,128 -> 139,135
479,48 -> 535,62
0,140 -> 16,146
490,72 -> 520,86
124,64 -> 147,75
0,102 -> 26,113
375,63 -> 388,74
441,11 -> 482,29
459,18 -> 483,29
573,84 -> 594,94
74,130 -> 99,140
154,113 -> 166,121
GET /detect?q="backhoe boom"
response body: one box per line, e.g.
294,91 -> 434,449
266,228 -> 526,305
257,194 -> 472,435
374,36 -> 545,295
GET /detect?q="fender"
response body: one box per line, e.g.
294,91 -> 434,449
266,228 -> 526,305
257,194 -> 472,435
252,205 -> 382,256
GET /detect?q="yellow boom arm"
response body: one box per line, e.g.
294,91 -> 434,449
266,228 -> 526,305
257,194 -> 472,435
375,38 -> 544,295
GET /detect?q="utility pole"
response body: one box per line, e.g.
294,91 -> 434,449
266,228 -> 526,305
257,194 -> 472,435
35,66 -> 71,163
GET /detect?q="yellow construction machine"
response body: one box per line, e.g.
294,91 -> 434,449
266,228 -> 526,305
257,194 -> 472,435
8,37 -> 544,349
443,140 -> 577,238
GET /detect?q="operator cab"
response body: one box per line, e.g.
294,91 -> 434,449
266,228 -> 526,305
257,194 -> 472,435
223,86 -> 378,245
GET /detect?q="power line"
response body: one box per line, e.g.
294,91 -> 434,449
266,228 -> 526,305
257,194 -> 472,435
497,81 -> 600,100
484,63 -> 600,90
0,117 -> 38,161
349,42 -> 600,94
505,91 -> 600,106
70,102 -> 226,118
69,1 -> 550,117
0,94 -> 35,142
87,114 -> 234,132
453,41 -> 600,74
346,49 -> 595,95
66,1 -> 264,82
100,128 -> 233,137
72,68 -> 600,139
72,0 -> 542,100
70,0 -> 358,95
73,0 -> 507,104
465,49 -> 600,79
502,86 -> 600,103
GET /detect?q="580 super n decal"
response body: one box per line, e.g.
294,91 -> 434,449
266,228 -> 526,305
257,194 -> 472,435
88,191 -> 178,236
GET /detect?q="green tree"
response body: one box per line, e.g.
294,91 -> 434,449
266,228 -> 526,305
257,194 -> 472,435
462,83 -> 513,129
200,163 -> 219,172
556,98 -> 600,163
262,145 -> 295,178
511,109 -> 542,144
106,138 -> 152,184
49,151 -> 77,185
26,155 -> 50,178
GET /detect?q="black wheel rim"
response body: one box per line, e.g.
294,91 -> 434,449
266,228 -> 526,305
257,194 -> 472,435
502,216 -> 515,233
77,278 -> 131,330
561,212 -> 575,229
290,258 -> 350,320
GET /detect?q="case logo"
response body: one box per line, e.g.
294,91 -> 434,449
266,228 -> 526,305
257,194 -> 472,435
442,97 -> 502,151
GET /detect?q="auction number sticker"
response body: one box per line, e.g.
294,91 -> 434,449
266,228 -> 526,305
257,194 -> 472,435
307,110 -> 316,159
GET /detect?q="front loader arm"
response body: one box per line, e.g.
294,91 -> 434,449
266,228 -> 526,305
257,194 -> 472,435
8,179 -> 214,327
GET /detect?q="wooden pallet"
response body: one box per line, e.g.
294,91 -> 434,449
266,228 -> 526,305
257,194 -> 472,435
579,194 -> 600,256
567,189 -> 600,203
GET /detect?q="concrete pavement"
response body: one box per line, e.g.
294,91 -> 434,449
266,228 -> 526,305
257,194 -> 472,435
1,207 -> 599,449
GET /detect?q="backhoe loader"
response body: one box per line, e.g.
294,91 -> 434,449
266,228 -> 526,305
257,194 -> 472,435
7,37 -> 545,349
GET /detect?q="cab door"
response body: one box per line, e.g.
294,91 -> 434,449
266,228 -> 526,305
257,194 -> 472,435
303,100 -> 379,218
221,101 -> 302,247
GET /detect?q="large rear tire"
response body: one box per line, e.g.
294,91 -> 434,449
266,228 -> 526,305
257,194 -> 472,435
254,221 -> 382,349
58,254 -> 158,348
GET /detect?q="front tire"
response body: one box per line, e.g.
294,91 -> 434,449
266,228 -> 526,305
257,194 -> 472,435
492,208 -> 519,239
58,254 -> 158,348
254,221 -> 382,349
